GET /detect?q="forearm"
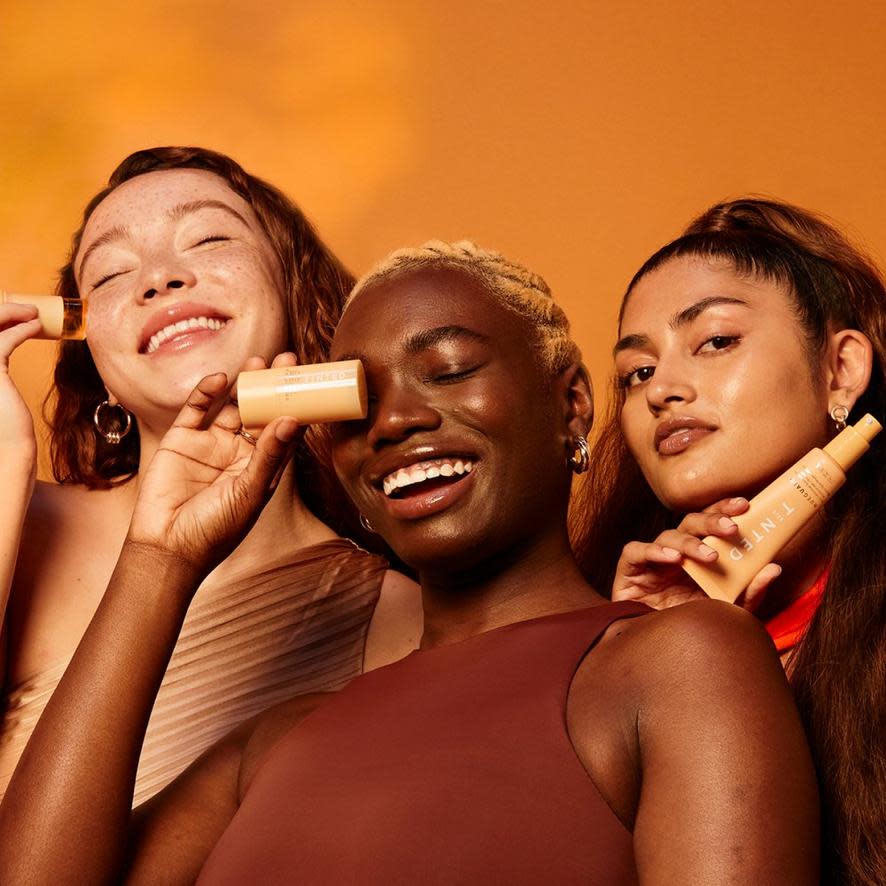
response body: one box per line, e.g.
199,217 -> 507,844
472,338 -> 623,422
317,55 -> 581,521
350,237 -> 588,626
0,449 -> 36,628
0,540 -> 204,884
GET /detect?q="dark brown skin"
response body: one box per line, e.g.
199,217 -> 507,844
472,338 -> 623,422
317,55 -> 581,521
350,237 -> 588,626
0,266 -> 818,884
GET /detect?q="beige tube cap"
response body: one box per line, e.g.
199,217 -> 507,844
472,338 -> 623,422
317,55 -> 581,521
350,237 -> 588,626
824,413 -> 882,471
237,360 -> 367,428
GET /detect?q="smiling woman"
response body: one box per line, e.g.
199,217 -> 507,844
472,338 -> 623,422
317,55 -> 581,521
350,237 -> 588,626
0,147 -> 420,804
0,241 -> 818,884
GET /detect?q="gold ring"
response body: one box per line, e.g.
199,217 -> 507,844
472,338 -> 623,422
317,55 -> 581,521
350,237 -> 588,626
234,426 -> 258,446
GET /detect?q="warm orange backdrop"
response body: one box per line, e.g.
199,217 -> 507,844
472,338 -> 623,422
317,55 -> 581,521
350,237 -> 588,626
3,1 -> 884,478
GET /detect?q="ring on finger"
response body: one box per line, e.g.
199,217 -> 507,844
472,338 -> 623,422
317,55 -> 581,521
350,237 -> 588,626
234,425 -> 258,446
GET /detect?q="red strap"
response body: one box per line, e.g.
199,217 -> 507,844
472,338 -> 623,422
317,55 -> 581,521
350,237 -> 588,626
764,568 -> 828,653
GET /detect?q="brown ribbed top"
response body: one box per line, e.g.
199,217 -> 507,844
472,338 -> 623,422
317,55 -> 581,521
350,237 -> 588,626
0,539 -> 387,805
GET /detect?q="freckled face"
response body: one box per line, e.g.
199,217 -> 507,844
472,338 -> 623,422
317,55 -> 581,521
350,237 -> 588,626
75,168 -> 288,417
329,266 -> 572,575
615,256 -> 831,512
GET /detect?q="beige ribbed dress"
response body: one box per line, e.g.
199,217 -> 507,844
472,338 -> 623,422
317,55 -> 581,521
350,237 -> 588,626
0,538 -> 387,805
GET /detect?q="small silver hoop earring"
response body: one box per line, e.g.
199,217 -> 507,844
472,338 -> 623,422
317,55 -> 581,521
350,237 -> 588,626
359,513 -> 375,533
93,400 -> 133,445
830,404 -> 849,432
567,434 -> 590,475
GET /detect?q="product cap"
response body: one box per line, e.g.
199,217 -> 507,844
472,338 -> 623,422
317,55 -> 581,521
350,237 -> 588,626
823,413 -> 882,470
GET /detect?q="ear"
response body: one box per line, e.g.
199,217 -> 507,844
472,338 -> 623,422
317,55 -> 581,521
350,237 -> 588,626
826,329 -> 873,413
558,362 -> 594,438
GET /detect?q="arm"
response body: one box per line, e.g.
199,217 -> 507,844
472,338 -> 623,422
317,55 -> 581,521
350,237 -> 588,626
0,374 -> 298,883
633,602 -> 819,884
612,498 -> 781,611
0,304 -> 44,686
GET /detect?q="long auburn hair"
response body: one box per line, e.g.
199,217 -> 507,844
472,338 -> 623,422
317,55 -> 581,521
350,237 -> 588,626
573,198 -> 886,885
46,146 -> 360,538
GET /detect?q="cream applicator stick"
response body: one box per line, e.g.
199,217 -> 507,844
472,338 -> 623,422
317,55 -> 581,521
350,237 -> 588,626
237,360 -> 367,427
0,292 -> 87,340
682,414 -> 882,602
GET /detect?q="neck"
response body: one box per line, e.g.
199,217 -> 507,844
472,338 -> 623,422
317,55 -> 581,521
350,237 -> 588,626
417,531 -> 605,649
752,514 -> 829,621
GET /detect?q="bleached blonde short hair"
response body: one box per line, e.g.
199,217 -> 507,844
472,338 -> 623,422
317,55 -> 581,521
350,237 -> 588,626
344,240 -> 582,374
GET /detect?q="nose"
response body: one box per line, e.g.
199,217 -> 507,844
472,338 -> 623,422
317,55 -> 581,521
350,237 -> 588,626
644,358 -> 696,413
138,253 -> 197,302
366,381 -> 441,450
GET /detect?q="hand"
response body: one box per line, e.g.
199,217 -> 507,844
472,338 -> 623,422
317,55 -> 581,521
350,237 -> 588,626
0,302 -> 43,465
127,372 -> 298,577
611,498 -> 782,612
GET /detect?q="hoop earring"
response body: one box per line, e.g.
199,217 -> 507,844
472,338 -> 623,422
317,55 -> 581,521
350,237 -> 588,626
830,404 -> 849,432
567,434 -> 590,475
93,400 -> 133,445
359,513 -> 375,533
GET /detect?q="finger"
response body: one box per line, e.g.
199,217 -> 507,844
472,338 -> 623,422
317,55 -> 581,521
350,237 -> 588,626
676,511 -> 740,540
0,316 -> 42,358
270,351 -> 298,369
738,563 -> 782,613
655,529 -> 719,563
237,417 -> 299,503
230,355 -> 269,405
701,496 -> 750,516
173,373 -> 229,430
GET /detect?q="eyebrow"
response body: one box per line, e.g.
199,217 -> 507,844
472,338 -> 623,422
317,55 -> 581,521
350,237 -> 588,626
76,199 -> 250,282
335,325 -> 489,364
613,296 -> 748,356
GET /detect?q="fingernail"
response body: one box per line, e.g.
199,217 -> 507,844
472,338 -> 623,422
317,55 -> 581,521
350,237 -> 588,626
699,544 -> 717,559
729,497 -> 748,506
661,547 -> 682,560
718,517 -> 736,531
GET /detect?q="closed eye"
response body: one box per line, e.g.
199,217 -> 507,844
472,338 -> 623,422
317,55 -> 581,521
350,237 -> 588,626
432,365 -> 481,384
193,235 -> 231,247
90,269 -> 131,291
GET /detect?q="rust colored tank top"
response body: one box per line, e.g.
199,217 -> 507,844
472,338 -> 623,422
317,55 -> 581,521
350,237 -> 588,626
199,601 -> 649,885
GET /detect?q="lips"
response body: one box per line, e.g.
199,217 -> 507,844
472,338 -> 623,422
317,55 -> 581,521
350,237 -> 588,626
367,449 -> 478,520
654,416 -> 716,455
138,302 -> 231,354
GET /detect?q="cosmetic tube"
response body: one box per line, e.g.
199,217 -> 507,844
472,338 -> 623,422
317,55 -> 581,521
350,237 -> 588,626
237,360 -> 367,427
682,413 -> 882,602
0,292 -> 87,340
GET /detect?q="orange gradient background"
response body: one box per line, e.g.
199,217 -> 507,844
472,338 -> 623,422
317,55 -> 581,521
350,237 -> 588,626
2,1 -> 884,479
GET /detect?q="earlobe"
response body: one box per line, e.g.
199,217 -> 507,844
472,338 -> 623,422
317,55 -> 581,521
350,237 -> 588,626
827,329 -> 873,412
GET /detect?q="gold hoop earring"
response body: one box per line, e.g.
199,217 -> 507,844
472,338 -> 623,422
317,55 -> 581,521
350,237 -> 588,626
359,513 -> 375,533
567,434 -> 590,474
830,404 -> 849,432
93,400 -> 133,445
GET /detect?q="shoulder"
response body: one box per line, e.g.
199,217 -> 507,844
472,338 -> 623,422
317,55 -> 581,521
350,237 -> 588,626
363,570 -> 422,671
608,598 -> 778,676
238,692 -> 332,798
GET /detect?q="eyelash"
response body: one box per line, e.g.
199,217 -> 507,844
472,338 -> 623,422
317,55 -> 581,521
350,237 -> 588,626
194,235 -> 230,246
618,335 -> 741,389
91,270 -> 126,291
432,366 -> 480,384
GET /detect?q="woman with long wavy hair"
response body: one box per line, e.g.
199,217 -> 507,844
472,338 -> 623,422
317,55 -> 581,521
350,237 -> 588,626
573,198 -> 885,885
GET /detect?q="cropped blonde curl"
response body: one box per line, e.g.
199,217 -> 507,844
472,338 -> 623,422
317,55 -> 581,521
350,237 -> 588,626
344,240 -> 581,374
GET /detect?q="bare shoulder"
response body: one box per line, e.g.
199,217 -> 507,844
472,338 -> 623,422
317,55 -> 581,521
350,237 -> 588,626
238,692 -> 333,798
603,598 -> 779,680
363,569 -> 422,671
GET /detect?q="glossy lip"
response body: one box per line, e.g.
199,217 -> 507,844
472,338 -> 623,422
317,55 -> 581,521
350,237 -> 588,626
138,301 -> 231,354
654,416 -> 716,456
363,442 -> 480,521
